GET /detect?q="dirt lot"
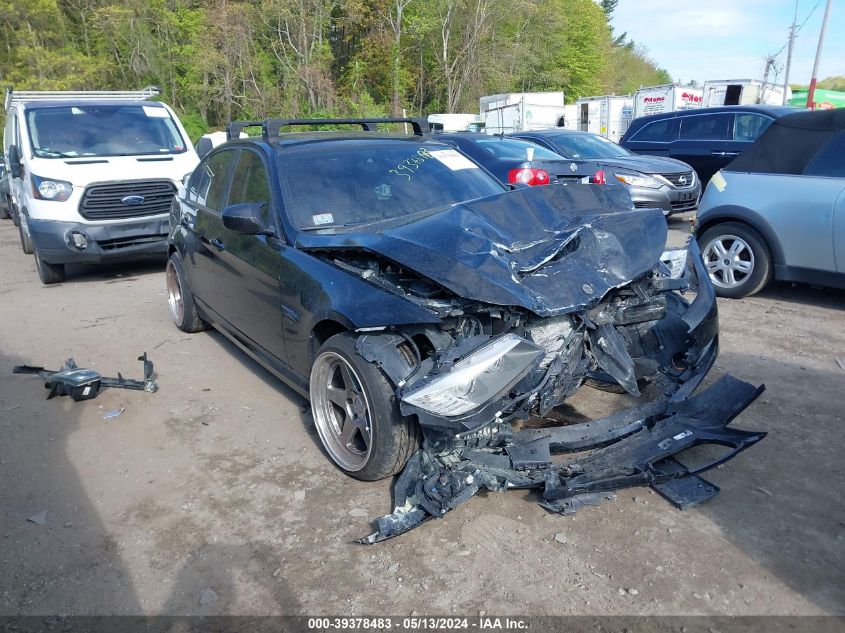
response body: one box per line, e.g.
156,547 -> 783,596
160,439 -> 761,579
0,213 -> 843,617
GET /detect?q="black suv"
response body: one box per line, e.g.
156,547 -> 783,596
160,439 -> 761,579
165,117 -> 763,542
620,105 -> 794,186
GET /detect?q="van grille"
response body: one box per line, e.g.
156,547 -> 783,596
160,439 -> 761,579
79,180 -> 176,220
659,172 -> 695,188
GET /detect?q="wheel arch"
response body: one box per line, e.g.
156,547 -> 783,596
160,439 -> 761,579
696,205 -> 785,267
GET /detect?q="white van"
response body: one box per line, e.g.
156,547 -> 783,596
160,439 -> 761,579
3,88 -> 199,284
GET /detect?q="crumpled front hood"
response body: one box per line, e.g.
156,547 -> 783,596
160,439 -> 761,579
297,185 -> 668,316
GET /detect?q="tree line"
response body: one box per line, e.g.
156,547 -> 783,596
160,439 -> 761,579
1,0 -> 672,139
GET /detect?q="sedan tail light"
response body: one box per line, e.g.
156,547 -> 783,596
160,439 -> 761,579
508,168 -> 550,186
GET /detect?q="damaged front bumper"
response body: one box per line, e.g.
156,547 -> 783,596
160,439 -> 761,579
358,241 -> 765,543
360,373 -> 765,544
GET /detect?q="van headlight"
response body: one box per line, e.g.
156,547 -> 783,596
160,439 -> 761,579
402,334 -> 543,417
31,174 -> 73,202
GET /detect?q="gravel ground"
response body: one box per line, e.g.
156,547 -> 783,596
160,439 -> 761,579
0,212 -> 843,616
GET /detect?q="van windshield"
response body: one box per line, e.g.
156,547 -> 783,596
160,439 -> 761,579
26,104 -> 187,158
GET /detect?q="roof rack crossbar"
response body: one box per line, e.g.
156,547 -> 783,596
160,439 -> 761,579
226,117 -> 428,141
4,86 -> 160,111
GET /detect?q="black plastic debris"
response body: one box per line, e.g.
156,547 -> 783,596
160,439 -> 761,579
13,353 -> 158,401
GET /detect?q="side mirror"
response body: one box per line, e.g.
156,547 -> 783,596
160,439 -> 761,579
8,145 -> 22,178
222,202 -> 274,236
182,171 -> 193,186
196,137 -> 213,159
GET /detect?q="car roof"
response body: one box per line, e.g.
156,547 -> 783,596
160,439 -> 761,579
511,129 -> 592,137
630,104 -> 796,126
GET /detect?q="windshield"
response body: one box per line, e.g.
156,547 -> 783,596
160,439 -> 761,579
26,105 -> 187,158
278,142 -> 505,231
473,137 -> 562,161
549,134 -> 631,159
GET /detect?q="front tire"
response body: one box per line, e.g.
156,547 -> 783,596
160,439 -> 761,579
166,252 -> 207,333
34,251 -> 65,285
310,333 -> 419,481
699,222 -> 772,299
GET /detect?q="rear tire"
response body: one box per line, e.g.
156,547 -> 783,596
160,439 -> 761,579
34,250 -> 65,285
19,222 -> 33,254
310,333 -> 419,481
698,222 -> 772,299
166,252 -> 208,333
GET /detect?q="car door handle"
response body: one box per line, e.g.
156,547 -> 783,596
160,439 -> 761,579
210,237 -> 225,251
724,151 -> 740,157
710,151 -> 726,156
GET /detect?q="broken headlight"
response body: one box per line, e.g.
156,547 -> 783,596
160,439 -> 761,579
402,334 -> 543,417
659,248 -> 689,280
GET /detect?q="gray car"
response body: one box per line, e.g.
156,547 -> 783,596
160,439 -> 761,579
695,108 -> 845,298
511,129 -> 701,216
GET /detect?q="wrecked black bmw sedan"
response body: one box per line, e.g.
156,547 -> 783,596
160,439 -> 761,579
166,118 -> 765,543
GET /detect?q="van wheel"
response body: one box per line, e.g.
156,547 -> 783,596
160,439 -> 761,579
699,222 -> 771,298
19,223 -> 33,254
310,333 -> 419,481
34,251 -> 65,285
166,252 -> 207,332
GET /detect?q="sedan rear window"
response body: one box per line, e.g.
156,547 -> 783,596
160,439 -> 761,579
547,134 -> 631,159
277,143 -> 505,230
473,137 -> 562,161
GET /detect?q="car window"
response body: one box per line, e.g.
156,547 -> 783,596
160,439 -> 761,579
188,149 -> 237,211
679,114 -> 731,141
277,142 -> 505,231
733,114 -> 773,142
546,134 -> 631,159
631,118 -> 677,142
472,137 -> 562,161
803,131 -> 845,178
227,150 -> 272,221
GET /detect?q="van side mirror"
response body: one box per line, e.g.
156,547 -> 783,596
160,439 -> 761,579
8,145 -> 21,178
196,137 -> 213,159
222,202 -> 275,236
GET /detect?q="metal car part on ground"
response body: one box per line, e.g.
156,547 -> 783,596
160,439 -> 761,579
13,353 -> 158,401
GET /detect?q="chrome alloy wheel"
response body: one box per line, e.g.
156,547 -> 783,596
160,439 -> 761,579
310,351 -> 373,471
703,234 -> 755,289
165,260 -> 185,326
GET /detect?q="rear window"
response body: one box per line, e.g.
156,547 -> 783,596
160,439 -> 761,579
472,137 -> 562,161
803,132 -> 845,178
631,118 -> 677,142
733,114 -> 774,142
278,142 -> 505,231
546,134 -> 631,159
679,114 -> 731,141
26,104 -> 187,158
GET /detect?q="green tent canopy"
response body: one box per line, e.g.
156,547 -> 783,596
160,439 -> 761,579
789,89 -> 845,109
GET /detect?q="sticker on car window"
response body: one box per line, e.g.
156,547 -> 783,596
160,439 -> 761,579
430,149 -> 478,171
312,213 -> 334,226
143,106 -> 171,118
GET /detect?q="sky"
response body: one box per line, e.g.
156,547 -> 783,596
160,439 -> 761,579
611,0 -> 845,87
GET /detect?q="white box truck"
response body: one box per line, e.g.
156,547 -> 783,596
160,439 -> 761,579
574,95 -> 635,143
633,83 -> 703,118
702,79 -> 789,107
480,92 -> 566,134
427,113 -> 484,132
3,87 -> 199,284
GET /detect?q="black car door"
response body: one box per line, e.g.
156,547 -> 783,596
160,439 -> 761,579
183,148 -> 238,317
669,112 -> 732,185
213,148 -> 287,360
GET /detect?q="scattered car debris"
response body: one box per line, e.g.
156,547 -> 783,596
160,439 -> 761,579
553,532 -> 568,544
103,408 -> 125,419
12,353 -> 158,401
836,358 -> 845,372
27,511 -> 47,526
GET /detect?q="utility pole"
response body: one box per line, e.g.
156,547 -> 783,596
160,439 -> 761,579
807,0 -> 833,109
782,0 -> 798,105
